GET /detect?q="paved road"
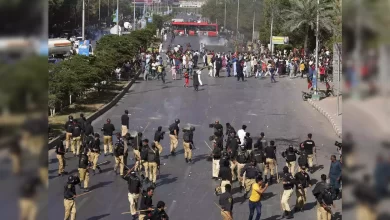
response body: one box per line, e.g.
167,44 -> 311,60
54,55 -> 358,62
45,36 -> 341,220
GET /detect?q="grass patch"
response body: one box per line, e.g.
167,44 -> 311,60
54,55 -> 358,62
48,81 -> 128,139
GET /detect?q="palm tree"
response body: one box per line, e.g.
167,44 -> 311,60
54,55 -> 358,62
281,0 -> 336,52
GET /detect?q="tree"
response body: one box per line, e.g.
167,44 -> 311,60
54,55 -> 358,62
280,0 -> 336,52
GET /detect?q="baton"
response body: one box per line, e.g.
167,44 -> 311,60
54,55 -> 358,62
275,159 -> 280,183
204,140 -> 213,151
123,164 -> 137,178
214,202 -> 233,220
73,191 -> 92,198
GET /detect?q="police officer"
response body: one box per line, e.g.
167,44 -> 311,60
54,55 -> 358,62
114,133 -> 125,177
236,145 -> 249,191
168,119 -> 180,156
244,132 -> 253,153
123,171 -> 142,220
226,131 -> 240,154
101,118 -> 115,156
78,148 -> 90,192
121,110 -> 130,137
219,184 -> 233,220
146,143 -> 160,187
84,121 -> 94,137
240,159 -> 260,197
316,184 -> 335,220
300,133 -> 316,173
250,144 -> 266,176
154,126 -> 165,154
78,113 -> 87,141
139,187 -> 155,220
19,176 -> 41,220
140,139 -> 150,178
264,140 -> 277,183
150,201 -> 169,220
89,133 -> 103,175
212,141 -> 222,179
225,123 -> 235,136
213,120 -> 224,139
294,167 -> 311,212
219,159 -> 232,194
227,146 -> 238,182
133,132 -> 143,172
56,136 -> 67,176
282,145 -> 299,176
64,115 -> 74,152
183,127 -> 195,163
71,120 -> 83,156
64,175 -> 81,220
281,166 -> 295,219
297,149 -> 309,172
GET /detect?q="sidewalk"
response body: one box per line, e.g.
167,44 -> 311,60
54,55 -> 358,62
290,77 -> 342,137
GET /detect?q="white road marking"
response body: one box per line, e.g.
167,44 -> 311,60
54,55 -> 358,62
167,200 -> 177,216
142,122 -> 151,133
204,141 -> 212,151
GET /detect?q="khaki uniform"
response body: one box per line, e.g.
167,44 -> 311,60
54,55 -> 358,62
169,134 -> 178,153
10,153 -> 21,175
143,161 -> 149,178
244,178 -> 256,193
221,180 -> 231,193
264,158 -> 276,176
307,154 -> 314,168
65,132 -> 72,150
128,193 -> 140,215
148,162 -> 158,183
114,155 -> 124,175
236,163 -> 245,187
316,203 -> 332,220
281,189 -> 294,211
221,211 -> 232,220
19,197 -> 37,220
154,141 -> 163,154
286,161 -> 296,176
57,154 -> 65,174
230,161 -> 237,181
64,199 -> 76,220
295,188 -> 307,209
356,204 -> 377,220
121,125 -> 128,137
71,136 -> 81,155
89,152 -> 99,170
103,136 -> 113,154
183,142 -> 192,159
212,159 -> 220,178
78,168 -> 89,188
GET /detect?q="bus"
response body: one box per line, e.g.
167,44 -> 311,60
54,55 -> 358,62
171,22 -> 219,37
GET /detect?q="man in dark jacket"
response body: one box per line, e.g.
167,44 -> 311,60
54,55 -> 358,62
123,171 -> 142,220
215,55 -> 222,77
102,118 -> 115,156
219,184 -> 233,220
149,201 -> 169,220
139,187 -> 155,220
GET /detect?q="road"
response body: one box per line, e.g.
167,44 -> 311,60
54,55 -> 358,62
44,35 -> 342,220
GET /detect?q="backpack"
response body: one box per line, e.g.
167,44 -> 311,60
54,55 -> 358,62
183,131 -> 190,142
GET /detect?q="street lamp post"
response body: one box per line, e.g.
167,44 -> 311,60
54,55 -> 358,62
82,0 -> 85,40
312,0 -> 320,100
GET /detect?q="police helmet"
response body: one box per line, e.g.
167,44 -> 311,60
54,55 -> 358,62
68,115 -> 73,120
175,119 -> 180,124
190,126 -> 195,131
125,110 -> 129,114
142,139 -> 149,143
67,175 -> 74,183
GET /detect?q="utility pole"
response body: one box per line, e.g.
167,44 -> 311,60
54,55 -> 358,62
312,0 -> 320,100
224,0 -> 226,31
236,0 -> 239,40
133,0 -> 136,30
99,0 -> 101,22
82,0 -> 85,40
270,5 -> 273,55
117,0 -> 119,35
252,0 -> 256,42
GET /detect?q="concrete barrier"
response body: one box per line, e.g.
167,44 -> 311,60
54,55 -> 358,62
48,70 -> 141,150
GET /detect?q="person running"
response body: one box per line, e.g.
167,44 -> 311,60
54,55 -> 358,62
184,71 -> 190,88
248,176 -> 269,220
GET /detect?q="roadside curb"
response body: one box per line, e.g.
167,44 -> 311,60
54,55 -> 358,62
48,70 -> 141,150
307,99 -> 342,138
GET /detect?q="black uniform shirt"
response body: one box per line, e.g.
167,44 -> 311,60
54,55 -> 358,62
169,123 -> 179,135
56,142 -> 65,155
102,123 -> 115,136
213,147 -> 222,159
265,146 -> 276,159
126,176 -> 141,194
294,171 -> 311,188
251,149 -> 266,164
139,193 -> 153,214
71,124 -> 82,137
245,137 -> 253,151
84,124 -> 94,136
219,192 -> 233,212
302,139 -> 316,154
154,131 -> 163,142
91,139 -> 101,153
219,166 -> 232,182
241,164 -> 259,179
79,154 -> 89,169
282,173 -> 295,190
121,114 -> 129,128
65,120 -> 73,133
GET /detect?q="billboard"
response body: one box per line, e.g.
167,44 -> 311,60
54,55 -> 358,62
272,36 -> 289,45
78,40 -> 90,56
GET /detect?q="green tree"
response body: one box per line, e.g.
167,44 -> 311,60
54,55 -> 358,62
280,0 -> 336,52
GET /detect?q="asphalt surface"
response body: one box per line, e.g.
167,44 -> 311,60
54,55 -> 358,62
44,34 -> 342,220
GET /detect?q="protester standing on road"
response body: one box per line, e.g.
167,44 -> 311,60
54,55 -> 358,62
219,184 -> 233,220
102,119 -> 115,156
193,69 -> 200,91
184,71 -> 190,88
248,176 -> 269,220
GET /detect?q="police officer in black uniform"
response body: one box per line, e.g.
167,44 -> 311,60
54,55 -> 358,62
218,159 -> 232,194
212,141 -> 222,179
282,145 -> 299,176
123,171 -> 142,220
219,184 -> 233,220
84,121 -> 94,137
64,175 -> 81,220
225,123 -> 235,136
297,148 -> 309,172
89,133 -> 103,175
78,148 -> 90,192
226,131 -> 240,154
250,144 -> 266,177
294,167 -> 311,212
264,141 -> 277,184
244,132 -> 253,153
102,118 -> 116,156
56,136 -> 67,176
64,115 -> 74,152
154,126 -> 165,154
146,143 -> 160,187
227,145 -> 238,182
240,159 -> 260,197
139,186 -> 155,220
114,133 -> 125,177
281,166 -> 295,219
71,120 -> 83,156
300,133 -> 316,173
169,119 -> 180,156
150,201 -> 169,220
236,145 -> 249,191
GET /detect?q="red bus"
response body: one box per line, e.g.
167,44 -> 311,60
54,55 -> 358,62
171,22 -> 219,37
